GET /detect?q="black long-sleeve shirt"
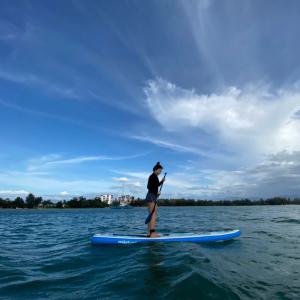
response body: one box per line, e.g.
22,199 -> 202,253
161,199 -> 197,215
147,173 -> 163,195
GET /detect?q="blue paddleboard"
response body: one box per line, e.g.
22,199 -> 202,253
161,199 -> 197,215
91,229 -> 241,245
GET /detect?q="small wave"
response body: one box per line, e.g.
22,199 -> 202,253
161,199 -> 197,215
164,271 -> 241,300
272,218 -> 300,224
252,230 -> 285,240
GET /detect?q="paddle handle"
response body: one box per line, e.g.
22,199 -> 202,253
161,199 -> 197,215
158,172 -> 167,194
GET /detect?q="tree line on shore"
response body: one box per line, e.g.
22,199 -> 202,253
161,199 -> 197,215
0,193 -> 300,209
131,197 -> 300,206
0,194 -> 109,209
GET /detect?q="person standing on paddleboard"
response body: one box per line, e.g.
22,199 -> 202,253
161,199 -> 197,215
145,162 -> 165,237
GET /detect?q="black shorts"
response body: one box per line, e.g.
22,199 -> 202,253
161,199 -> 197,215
145,192 -> 158,203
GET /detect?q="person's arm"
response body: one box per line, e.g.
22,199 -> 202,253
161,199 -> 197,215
158,177 -> 165,186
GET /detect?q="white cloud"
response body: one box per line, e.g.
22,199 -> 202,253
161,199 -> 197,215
112,177 -> 129,182
112,169 -> 197,194
132,181 -> 142,188
110,150 -> 300,198
60,191 -> 69,196
168,150 -> 300,199
0,152 -> 148,199
144,78 -> 300,161
0,170 -> 110,197
135,78 -> 300,198
111,170 -> 149,180
0,190 -> 29,195
130,135 -> 206,155
27,153 -> 147,171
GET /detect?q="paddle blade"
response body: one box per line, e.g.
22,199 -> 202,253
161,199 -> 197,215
145,213 -> 153,224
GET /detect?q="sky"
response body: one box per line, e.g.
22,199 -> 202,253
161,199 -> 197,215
1,0 -> 300,200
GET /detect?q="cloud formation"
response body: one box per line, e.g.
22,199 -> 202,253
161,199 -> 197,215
0,190 -> 29,196
141,78 -> 300,197
144,78 -> 300,160
60,191 -> 69,196
130,135 -> 204,155
112,177 -> 129,182
27,153 -> 148,171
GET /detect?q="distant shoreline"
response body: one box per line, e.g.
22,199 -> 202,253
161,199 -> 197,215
1,204 -> 300,210
1,194 -> 300,209
131,198 -> 300,207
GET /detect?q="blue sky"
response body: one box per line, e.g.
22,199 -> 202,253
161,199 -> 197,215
1,0 -> 300,199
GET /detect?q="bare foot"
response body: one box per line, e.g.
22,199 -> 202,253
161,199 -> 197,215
148,232 -> 161,238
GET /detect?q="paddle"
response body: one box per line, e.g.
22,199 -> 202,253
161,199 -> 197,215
145,172 -> 167,224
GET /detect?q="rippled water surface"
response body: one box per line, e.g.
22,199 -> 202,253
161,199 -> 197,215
0,206 -> 299,299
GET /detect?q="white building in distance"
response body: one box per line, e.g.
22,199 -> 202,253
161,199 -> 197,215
118,195 -> 134,205
99,194 -> 114,205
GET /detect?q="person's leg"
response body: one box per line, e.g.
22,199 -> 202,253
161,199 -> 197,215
151,204 -> 158,229
147,202 -> 160,237
147,201 -> 155,235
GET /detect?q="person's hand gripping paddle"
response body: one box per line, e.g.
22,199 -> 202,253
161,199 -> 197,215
145,172 -> 167,224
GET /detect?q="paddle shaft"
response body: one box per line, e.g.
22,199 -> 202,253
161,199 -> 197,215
145,172 -> 167,224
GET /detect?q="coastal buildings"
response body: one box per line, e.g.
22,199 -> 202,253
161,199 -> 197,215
99,194 -> 114,205
98,194 -> 134,206
117,195 -> 134,206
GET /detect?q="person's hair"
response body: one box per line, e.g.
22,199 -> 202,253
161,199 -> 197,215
153,161 -> 163,171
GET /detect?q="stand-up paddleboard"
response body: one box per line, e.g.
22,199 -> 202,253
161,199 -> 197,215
91,229 -> 241,245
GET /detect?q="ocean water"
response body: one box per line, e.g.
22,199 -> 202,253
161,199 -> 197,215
0,206 -> 299,300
